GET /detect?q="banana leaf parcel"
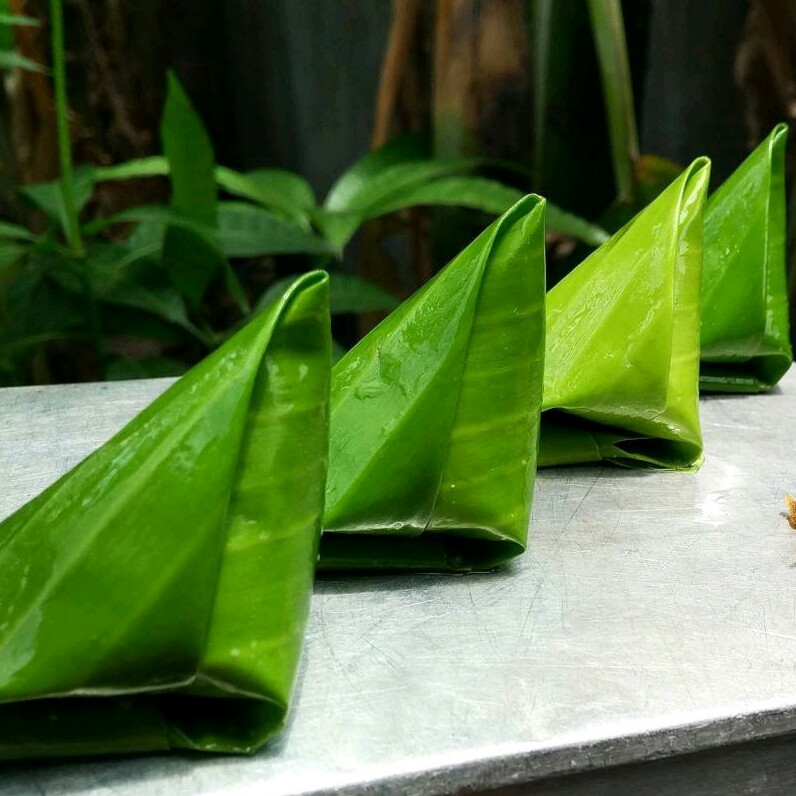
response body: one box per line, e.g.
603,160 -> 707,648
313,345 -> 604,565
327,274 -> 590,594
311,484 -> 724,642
700,123 -> 792,392
539,158 -> 710,470
319,195 -> 546,572
0,271 -> 330,759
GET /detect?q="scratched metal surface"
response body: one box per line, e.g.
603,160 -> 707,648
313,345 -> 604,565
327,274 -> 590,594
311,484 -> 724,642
1,371 -> 796,795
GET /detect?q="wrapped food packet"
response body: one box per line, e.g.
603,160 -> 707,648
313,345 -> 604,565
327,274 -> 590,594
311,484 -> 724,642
320,196 -> 546,572
539,158 -> 710,469
700,123 -> 792,392
0,272 -> 330,759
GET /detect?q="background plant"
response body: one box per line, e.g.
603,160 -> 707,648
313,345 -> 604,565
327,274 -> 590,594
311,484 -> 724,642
0,0 -> 790,385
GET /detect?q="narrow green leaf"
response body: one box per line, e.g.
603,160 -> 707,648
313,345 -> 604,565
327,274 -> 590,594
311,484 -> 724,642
587,0 -> 639,202
0,13 -> 39,26
0,221 -> 35,241
93,156 -> 169,182
161,71 -> 217,227
0,50 -> 47,73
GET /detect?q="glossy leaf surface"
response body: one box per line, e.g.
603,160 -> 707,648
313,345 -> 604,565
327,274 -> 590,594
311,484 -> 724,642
540,158 -> 709,470
700,123 -> 792,392
318,195 -> 546,572
0,272 -> 331,759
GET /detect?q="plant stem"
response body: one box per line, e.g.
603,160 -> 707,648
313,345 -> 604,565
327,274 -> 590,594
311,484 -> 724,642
587,0 -> 639,204
49,0 -> 83,256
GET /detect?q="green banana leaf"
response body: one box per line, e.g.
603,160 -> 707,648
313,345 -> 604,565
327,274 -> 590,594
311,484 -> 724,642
318,195 -> 546,573
539,158 -> 710,470
700,123 -> 792,392
0,271 -> 331,760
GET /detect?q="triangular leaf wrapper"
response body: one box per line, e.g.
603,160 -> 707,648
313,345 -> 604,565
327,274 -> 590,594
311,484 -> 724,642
319,196 -> 546,572
540,158 -> 710,470
700,123 -> 792,392
0,272 -> 331,759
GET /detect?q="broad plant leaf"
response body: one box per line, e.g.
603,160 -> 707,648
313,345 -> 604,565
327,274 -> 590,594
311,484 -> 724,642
323,133 -> 433,210
318,195 -> 546,572
161,71 -> 216,227
90,204 -> 330,261
700,123 -> 792,392
322,135 -> 607,250
0,272 -> 331,759
19,167 -> 95,236
216,166 -> 315,226
363,175 -> 610,247
540,158 -> 710,470
162,225 -> 230,312
321,134 -> 484,250
216,202 -> 332,258
82,206 -> 236,315
92,158 -> 315,227
160,72 -> 218,307
325,159 -> 482,215
81,242 -> 201,338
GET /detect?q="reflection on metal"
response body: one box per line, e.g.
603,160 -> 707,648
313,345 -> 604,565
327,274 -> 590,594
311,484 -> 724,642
1,370 -> 796,794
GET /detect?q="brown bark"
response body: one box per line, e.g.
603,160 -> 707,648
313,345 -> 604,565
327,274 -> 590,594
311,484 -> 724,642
736,0 -> 796,146
433,0 -> 531,160
372,0 -> 426,148
8,0 -> 57,184
360,0 -> 434,337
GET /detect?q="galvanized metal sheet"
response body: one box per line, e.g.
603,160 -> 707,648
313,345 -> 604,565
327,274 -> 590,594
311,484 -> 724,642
1,371 -> 796,794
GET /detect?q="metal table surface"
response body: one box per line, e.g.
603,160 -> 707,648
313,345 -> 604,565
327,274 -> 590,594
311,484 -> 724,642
1,370 -> 796,795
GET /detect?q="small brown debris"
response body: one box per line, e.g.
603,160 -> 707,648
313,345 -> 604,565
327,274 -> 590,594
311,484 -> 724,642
785,494 -> 796,529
